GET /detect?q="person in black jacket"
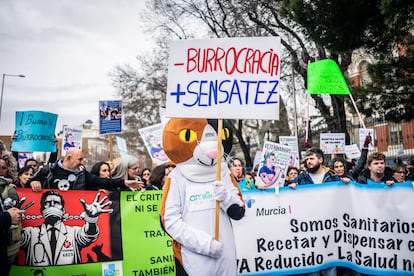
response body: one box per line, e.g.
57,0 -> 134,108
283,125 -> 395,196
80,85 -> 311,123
28,148 -> 143,192
357,151 -> 394,185
330,147 -> 368,184
0,193 -> 24,276
145,164 -> 166,190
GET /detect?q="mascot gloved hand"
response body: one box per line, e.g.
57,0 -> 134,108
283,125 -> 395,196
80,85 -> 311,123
160,118 -> 245,276
208,239 -> 223,259
214,180 -> 244,213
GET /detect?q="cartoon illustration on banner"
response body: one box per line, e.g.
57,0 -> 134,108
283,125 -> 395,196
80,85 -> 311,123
255,141 -> 291,190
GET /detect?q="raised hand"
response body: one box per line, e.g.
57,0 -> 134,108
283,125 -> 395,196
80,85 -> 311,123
80,192 -> 113,220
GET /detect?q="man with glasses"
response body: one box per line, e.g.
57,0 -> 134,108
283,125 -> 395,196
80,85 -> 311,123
28,148 -> 143,192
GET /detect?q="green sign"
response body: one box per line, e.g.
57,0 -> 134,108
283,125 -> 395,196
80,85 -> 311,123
10,190 -> 175,276
307,59 -> 350,95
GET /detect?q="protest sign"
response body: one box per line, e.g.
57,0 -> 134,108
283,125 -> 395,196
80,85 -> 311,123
320,133 -> 346,154
255,141 -> 291,190
344,144 -> 362,159
308,59 -> 350,95
61,127 -> 82,156
233,181 -> 414,275
279,136 -> 300,167
17,152 -> 33,168
138,123 -> 169,165
11,111 -> 57,152
165,36 -> 281,120
115,136 -> 128,155
359,128 -> 375,150
11,189 -> 174,276
99,100 -> 122,135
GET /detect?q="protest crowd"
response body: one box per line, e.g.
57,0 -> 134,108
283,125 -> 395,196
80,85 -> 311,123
0,123 -> 413,276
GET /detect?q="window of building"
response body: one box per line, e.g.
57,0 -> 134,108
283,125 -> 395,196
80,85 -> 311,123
358,61 -> 371,88
390,123 -> 403,145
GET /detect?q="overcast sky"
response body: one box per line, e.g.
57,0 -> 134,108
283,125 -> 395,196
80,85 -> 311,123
0,0 -> 151,135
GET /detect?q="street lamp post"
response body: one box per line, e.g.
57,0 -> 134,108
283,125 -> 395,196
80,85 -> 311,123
0,73 -> 25,124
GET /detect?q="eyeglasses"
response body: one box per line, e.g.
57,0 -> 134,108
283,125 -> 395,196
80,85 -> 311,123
396,171 -> 406,174
129,167 -> 140,171
142,173 -> 151,176
288,171 -> 298,175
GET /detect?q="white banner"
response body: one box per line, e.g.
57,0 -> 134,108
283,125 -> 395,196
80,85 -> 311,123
233,181 -> 414,275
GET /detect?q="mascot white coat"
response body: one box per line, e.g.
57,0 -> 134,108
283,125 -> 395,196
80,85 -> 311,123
160,118 -> 245,276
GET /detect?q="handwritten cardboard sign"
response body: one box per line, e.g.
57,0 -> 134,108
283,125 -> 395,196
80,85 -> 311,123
11,110 -> 57,152
166,37 -> 281,120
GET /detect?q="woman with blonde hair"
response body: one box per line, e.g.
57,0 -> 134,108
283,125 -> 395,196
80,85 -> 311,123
112,155 -> 145,190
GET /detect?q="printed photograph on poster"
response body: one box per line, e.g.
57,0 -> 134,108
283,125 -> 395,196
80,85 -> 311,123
99,101 -> 122,121
17,152 -> 33,169
255,141 -> 291,189
99,100 -> 123,135
16,189 -> 123,266
62,127 -> 82,156
138,123 -> 170,165
359,128 -> 374,150
320,133 -> 345,154
279,136 -> 300,167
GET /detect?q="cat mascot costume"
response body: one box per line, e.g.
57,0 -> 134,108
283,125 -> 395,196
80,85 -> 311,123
160,118 -> 245,276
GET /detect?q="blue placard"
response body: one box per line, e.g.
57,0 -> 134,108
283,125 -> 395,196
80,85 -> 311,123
11,111 -> 57,152
99,100 -> 122,135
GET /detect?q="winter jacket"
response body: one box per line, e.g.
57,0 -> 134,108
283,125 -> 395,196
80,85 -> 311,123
29,160 -> 126,191
295,166 -> 341,185
356,167 -> 393,184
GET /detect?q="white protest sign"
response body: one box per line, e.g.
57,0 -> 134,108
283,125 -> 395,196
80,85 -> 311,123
62,127 -> 82,156
138,123 -> 170,165
166,36 -> 281,119
115,136 -> 128,155
279,136 -> 300,167
320,133 -> 345,154
359,128 -> 374,150
255,141 -> 291,190
344,144 -> 361,159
